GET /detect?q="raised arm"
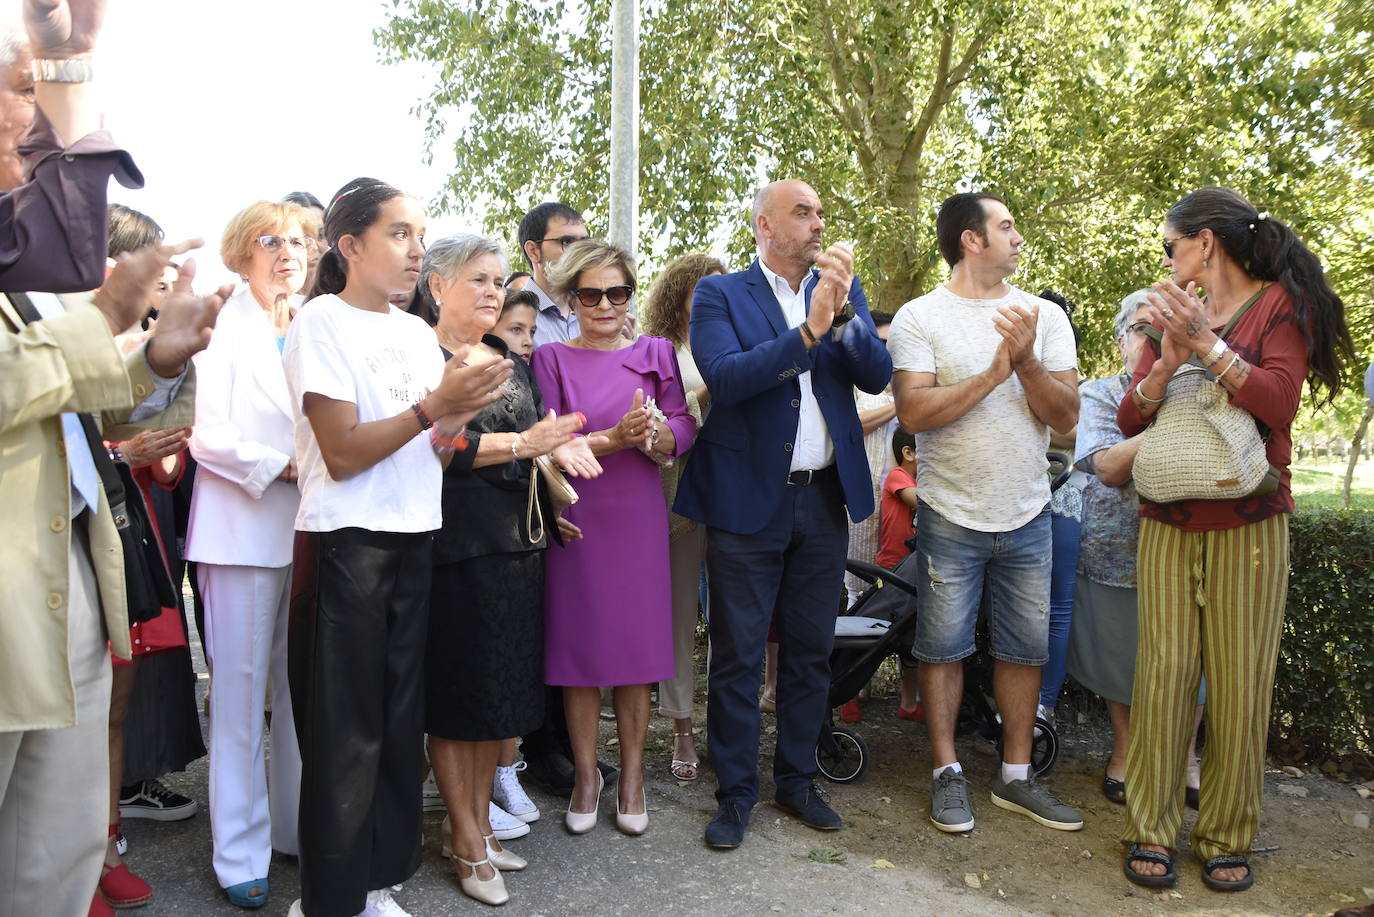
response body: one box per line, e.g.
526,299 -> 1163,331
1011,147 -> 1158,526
688,274 -> 816,408
892,342 -> 1012,433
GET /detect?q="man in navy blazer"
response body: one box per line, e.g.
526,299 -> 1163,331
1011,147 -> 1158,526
675,179 -> 892,848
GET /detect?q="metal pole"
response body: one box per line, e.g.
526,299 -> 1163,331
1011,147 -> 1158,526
608,0 -> 638,262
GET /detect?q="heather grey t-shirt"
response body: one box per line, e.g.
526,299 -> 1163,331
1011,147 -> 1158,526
887,284 -> 1078,533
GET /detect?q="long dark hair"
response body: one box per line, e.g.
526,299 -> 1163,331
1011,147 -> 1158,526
310,177 -> 406,299
1167,187 -> 1353,404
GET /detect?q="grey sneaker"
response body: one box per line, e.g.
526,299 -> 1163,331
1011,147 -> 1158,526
990,774 -> 1084,830
930,767 -> 975,833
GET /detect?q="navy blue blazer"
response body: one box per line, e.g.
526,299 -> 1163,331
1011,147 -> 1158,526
673,259 -> 893,535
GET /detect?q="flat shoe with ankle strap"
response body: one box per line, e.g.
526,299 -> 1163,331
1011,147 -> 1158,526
483,835 -> 527,871
454,855 -> 509,906
669,731 -> 699,781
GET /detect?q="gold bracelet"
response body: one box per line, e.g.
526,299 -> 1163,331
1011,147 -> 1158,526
1135,382 -> 1165,404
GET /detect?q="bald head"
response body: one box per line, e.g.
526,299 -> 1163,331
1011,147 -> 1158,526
752,180 -> 825,280
751,180 -> 816,241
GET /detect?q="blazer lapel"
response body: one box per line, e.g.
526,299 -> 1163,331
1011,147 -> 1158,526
744,260 -> 788,337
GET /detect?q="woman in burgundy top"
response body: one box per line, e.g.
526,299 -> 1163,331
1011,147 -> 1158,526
1117,187 -> 1353,893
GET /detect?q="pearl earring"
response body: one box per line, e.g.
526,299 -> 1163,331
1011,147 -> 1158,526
1202,259 -> 1209,269
435,298 -> 443,307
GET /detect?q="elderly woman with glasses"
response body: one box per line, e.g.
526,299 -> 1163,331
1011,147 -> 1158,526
531,240 -> 697,838
185,200 -> 314,909
413,234 -> 603,907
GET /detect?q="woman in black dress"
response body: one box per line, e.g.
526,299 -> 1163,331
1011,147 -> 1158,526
416,235 -> 603,907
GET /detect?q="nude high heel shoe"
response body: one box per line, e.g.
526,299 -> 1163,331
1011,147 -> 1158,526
483,834 -> 527,871
564,770 -> 604,834
616,785 -> 648,836
454,855 -> 509,906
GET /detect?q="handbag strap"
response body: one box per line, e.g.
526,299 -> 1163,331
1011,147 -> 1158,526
1184,284 -> 1268,369
525,461 -> 544,545
8,291 -> 128,514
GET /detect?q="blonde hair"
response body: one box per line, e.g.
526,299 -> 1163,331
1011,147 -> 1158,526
220,201 -> 313,275
545,239 -> 637,307
639,253 -> 726,347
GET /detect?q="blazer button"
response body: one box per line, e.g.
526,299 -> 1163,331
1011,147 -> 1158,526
783,443 -> 793,452
47,592 -> 63,609
50,515 -> 66,533
791,399 -> 800,408
134,383 -> 149,397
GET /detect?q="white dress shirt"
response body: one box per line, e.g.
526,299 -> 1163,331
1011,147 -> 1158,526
757,259 -> 834,472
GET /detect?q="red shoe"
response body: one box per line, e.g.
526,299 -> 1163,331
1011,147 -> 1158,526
99,863 -> 153,908
89,893 -> 115,917
838,700 -> 862,723
896,703 -> 925,723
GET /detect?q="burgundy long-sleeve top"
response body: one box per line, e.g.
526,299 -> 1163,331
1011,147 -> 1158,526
1117,283 -> 1308,532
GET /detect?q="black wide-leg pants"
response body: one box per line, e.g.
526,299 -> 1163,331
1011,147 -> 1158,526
289,528 -> 432,917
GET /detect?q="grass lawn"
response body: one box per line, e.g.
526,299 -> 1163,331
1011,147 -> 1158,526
1290,457 -> 1374,510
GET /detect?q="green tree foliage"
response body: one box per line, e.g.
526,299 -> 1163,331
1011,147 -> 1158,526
376,0 -> 1371,383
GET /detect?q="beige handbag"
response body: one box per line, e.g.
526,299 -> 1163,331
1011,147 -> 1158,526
1133,289 -> 1280,504
525,454 -> 579,545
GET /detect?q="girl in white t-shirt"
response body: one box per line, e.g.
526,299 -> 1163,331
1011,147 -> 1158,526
281,177 -> 511,917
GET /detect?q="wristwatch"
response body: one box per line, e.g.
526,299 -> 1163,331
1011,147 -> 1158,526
33,59 -> 95,83
831,300 -> 856,328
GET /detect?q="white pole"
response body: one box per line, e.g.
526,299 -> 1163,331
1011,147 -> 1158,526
608,0 -> 638,263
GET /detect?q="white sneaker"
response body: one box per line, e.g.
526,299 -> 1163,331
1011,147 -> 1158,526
287,900 -> 305,917
362,886 -> 412,917
488,801 -> 531,840
492,762 -> 540,823
421,774 -> 445,812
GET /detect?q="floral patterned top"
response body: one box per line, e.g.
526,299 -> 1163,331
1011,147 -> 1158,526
1075,375 -> 1140,588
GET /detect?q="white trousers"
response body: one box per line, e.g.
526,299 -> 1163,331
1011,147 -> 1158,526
658,526 -> 706,719
0,531 -> 111,917
200,562 -> 301,888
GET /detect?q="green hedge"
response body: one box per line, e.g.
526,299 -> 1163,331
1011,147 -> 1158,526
1271,509 -> 1374,766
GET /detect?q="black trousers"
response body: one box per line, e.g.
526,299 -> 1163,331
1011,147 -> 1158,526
289,528 -> 431,917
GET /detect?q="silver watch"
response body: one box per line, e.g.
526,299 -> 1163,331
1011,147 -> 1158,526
33,58 -> 95,83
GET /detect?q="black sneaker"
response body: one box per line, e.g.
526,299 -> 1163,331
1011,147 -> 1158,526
118,779 -> 198,821
705,801 -> 751,848
775,783 -> 842,831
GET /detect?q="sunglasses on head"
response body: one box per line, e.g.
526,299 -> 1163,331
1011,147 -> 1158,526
572,285 -> 635,307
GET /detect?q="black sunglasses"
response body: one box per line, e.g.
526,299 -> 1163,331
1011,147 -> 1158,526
573,285 -> 635,307
1161,231 -> 1199,258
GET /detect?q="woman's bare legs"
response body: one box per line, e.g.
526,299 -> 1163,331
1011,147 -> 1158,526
612,685 -> 650,815
564,687 -> 603,815
430,737 -> 495,882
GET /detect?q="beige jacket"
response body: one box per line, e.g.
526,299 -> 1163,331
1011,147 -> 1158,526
0,292 -> 195,731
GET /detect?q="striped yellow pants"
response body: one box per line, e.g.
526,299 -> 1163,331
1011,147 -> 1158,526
1121,513 -> 1288,860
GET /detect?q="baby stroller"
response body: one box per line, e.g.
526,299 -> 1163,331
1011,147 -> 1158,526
813,452 -> 1072,783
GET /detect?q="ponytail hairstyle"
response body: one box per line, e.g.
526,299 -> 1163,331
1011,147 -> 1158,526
1166,187 -> 1354,405
310,177 -> 407,300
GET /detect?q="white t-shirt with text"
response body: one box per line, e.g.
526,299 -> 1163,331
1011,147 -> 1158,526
887,284 -> 1077,533
283,294 -> 445,533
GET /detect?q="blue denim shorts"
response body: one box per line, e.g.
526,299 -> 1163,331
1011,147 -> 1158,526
912,503 -> 1052,665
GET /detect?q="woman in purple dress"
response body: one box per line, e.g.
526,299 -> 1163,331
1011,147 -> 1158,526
531,240 -> 697,837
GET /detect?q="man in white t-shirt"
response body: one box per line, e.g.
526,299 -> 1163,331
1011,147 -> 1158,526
888,192 -> 1083,836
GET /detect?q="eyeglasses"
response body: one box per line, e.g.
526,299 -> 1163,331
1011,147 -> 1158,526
1161,231 -> 1199,258
1125,321 -> 1152,337
572,285 -> 635,307
536,235 -> 588,250
257,235 -> 309,255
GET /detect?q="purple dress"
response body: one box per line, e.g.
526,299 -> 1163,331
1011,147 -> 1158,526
532,335 -> 697,686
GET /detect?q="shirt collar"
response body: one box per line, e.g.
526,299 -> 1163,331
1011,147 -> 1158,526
757,257 -> 816,298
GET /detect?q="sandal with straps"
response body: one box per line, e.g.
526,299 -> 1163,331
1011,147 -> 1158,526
1123,845 -> 1177,888
669,731 -> 699,781
1200,854 -> 1253,892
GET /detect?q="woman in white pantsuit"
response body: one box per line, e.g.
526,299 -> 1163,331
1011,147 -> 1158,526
185,201 -> 312,910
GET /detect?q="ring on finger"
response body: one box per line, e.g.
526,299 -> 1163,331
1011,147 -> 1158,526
1161,308 -> 1174,318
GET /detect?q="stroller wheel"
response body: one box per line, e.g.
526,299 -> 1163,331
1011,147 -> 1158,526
995,714 -> 1059,778
816,725 -> 869,783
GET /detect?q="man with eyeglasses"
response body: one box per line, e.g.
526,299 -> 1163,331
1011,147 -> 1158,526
888,191 -> 1081,838
675,179 -> 892,849
517,201 -> 589,349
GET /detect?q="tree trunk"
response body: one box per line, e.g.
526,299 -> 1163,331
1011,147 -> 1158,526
1342,400 -> 1373,509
